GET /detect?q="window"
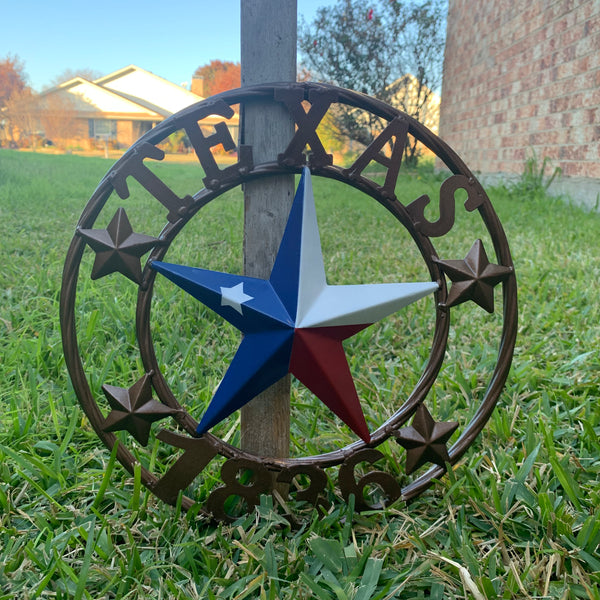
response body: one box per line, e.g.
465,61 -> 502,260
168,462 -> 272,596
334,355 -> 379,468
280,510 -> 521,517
88,119 -> 117,139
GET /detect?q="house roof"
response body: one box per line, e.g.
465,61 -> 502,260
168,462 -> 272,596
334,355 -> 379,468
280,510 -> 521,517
42,65 -> 205,120
93,65 -> 205,115
44,77 -> 166,119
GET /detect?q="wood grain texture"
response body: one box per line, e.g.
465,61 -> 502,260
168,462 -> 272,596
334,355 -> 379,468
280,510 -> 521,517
240,0 -> 297,458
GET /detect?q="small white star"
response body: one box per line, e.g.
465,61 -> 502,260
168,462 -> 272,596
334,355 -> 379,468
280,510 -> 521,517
220,283 -> 253,314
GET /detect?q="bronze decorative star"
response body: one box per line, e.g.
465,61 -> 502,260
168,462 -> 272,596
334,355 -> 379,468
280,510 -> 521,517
79,208 -> 159,284
434,239 -> 512,313
394,404 -> 458,475
101,374 -> 179,446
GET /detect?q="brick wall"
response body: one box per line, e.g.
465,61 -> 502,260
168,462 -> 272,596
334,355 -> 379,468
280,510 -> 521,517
439,0 -> 599,193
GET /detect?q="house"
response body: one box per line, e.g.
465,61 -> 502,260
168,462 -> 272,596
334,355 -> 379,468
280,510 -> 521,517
323,74 -> 440,163
36,65 -> 238,150
391,73 -> 440,136
388,74 -> 440,163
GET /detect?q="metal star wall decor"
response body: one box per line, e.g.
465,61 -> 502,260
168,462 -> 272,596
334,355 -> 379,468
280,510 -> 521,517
434,239 -> 513,313
60,82 -> 517,522
102,374 -> 179,446
79,208 -> 159,284
151,169 -> 437,443
394,404 -> 458,475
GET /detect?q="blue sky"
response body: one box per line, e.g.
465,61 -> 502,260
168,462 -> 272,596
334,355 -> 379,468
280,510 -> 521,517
1,0 -> 334,91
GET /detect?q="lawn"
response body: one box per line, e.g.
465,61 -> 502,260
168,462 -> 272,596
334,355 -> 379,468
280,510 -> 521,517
0,148 -> 599,599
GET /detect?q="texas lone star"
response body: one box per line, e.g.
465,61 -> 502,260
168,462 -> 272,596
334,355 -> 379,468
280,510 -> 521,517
151,167 -> 439,443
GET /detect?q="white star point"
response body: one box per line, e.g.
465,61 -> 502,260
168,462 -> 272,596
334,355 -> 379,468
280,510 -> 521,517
292,171 -> 439,328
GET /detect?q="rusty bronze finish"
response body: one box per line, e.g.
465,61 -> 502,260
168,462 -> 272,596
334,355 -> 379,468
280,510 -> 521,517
78,208 -> 160,285
394,404 -> 458,475
406,174 -> 484,238
101,374 -> 179,447
177,103 -> 254,190
338,449 -> 402,511
343,116 -> 409,200
60,82 -> 518,521
207,458 -> 276,523
274,86 -> 337,169
276,464 -> 329,512
108,143 -> 194,223
433,239 -> 513,314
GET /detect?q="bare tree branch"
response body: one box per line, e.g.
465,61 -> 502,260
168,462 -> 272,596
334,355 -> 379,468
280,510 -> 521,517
299,0 -> 446,164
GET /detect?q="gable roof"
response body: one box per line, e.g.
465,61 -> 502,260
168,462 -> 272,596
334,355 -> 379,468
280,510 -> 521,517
42,65 -> 204,120
93,65 -> 204,115
43,77 -> 165,119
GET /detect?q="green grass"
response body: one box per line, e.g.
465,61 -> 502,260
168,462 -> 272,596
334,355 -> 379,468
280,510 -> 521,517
1,148 -> 600,598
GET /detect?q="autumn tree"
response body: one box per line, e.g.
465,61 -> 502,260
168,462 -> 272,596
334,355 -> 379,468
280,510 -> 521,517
0,55 -> 36,146
299,0 -> 446,163
38,93 -> 78,148
193,60 -> 241,96
0,54 -> 28,108
2,88 -> 40,147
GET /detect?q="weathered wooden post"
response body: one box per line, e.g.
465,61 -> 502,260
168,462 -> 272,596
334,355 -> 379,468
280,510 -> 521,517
240,0 -> 297,457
